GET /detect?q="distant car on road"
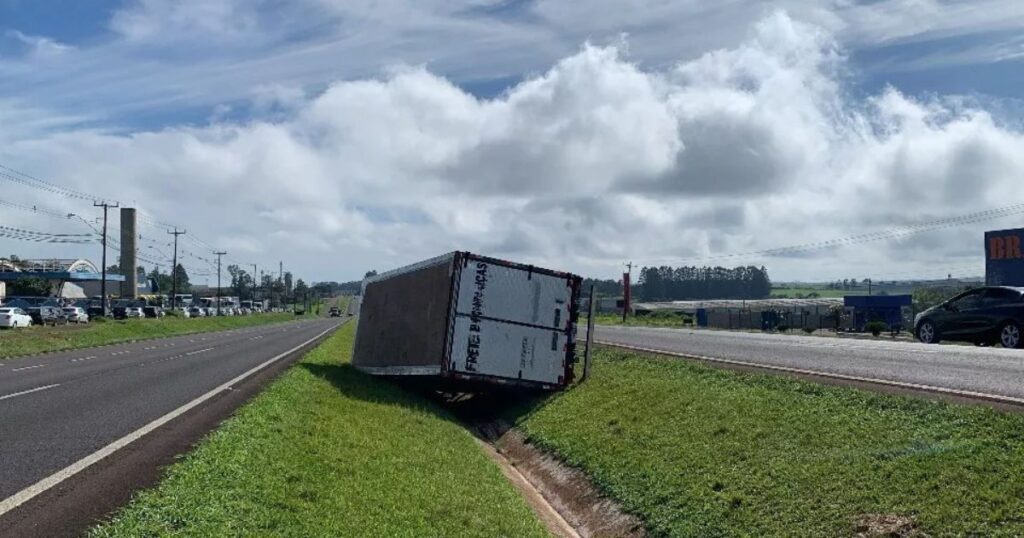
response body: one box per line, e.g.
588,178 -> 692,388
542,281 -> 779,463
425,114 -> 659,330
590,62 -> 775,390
915,286 -> 1024,348
62,306 -> 90,324
0,307 -> 33,328
125,307 -> 145,319
329,307 -> 341,317
143,306 -> 164,318
29,306 -> 68,326
87,305 -> 108,319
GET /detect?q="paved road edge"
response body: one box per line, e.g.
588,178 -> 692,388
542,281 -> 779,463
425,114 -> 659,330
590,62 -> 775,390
597,340 -> 1024,409
0,319 -> 345,526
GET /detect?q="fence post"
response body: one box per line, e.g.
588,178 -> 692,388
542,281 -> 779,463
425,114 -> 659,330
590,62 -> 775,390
582,285 -> 596,383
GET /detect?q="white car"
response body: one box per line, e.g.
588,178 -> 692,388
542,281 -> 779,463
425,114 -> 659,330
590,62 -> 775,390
0,307 -> 33,328
62,307 -> 90,324
189,307 -> 205,317
125,307 -> 145,318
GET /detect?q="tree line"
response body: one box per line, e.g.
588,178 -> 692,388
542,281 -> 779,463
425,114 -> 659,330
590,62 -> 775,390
637,265 -> 772,301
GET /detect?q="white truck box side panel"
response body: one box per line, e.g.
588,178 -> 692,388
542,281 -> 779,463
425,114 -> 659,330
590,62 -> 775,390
449,317 -> 567,384
455,259 -> 572,330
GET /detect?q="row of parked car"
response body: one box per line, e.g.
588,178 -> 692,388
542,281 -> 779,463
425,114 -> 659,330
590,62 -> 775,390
0,302 -> 269,329
181,306 -> 262,318
0,305 -> 91,328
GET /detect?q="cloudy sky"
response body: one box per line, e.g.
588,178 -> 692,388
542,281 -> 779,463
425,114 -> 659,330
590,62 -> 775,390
2,0 -> 1024,284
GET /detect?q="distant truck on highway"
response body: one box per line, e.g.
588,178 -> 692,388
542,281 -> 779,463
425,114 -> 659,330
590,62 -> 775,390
352,251 -> 583,391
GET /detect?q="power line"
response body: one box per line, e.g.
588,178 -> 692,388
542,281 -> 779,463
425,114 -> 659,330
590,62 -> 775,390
640,202 -> 1024,266
0,162 -> 242,265
0,164 -> 115,203
0,199 -> 77,220
0,224 -> 96,244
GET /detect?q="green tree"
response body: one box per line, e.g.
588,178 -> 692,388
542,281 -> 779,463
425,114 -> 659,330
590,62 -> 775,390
174,264 -> 192,293
8,276 -> 51,296
294,278 -> 309,308
227,265 -> 253,300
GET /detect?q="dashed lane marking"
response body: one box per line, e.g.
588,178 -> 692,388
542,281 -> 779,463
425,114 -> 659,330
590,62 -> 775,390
11,365 -> 45,373
0,384 -> 60,401
0,321 -> 341,517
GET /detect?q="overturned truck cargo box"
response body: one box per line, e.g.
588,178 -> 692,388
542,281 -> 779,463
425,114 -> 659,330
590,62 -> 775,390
353,251 -> 583,390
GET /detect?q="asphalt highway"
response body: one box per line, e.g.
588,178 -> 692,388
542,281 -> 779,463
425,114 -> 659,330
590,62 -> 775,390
596,325 -> 1024,401
0,317 -> 340,508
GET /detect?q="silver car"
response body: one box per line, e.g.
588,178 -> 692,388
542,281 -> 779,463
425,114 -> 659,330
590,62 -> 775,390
62,307 -> 90,324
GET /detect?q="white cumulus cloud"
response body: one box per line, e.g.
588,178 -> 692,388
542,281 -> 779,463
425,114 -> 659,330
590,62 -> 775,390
3,11 -> 1023,283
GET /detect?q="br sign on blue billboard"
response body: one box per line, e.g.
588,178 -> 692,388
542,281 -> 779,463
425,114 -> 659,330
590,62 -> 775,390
986,228 -> 1024,286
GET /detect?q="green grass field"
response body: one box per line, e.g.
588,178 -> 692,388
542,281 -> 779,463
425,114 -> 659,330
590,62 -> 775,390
517,345 -> 1024,537
587,311 -> 692,328
0,313 -> 294,360
90,321 -> 547,538
770,287 -> 860,298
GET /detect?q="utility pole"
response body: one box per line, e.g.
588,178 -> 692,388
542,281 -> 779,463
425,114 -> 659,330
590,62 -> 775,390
622,261 -> 633,323
252,263 -> 258,305
215,251 -> 227,317
94,201 -> 119,314
168,228 -> 186,310
279,260 -> 284,309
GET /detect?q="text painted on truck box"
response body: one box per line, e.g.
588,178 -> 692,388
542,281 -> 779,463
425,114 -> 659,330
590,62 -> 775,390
465,262 -> 488,372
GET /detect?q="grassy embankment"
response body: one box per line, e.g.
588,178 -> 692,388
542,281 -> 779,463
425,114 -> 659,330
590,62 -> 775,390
517,345 -> 1024,536
0,313 -> 294,360
90,321 -> 547,537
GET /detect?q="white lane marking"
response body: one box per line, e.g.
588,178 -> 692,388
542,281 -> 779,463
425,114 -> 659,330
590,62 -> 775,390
0,384 -> 60,401
185,348 -> 214,357
248,335 -> 264,341
11,365 -> 45,373
0,321 -> 343,517
597,341 -> 1024,406
70,356 -> 97,363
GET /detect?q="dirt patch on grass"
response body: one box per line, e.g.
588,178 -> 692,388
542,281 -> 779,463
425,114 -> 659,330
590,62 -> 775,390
476,421 -> 645,538
853,514 -> 926,537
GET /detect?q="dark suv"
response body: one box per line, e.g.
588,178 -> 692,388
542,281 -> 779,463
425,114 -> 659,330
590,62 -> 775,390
27,306 -> 67,326
915,286 -> 1024,348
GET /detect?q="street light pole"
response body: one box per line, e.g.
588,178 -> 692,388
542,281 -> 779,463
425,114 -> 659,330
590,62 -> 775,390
214,251 -> 227,316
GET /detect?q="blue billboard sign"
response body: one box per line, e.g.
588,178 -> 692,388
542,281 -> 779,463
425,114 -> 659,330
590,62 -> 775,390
985,228 -> 1024,286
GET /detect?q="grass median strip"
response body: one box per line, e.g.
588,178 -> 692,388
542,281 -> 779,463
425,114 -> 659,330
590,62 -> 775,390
0,313 -> 294,360
90,321 -> 548,537
517,345 -> 1024,536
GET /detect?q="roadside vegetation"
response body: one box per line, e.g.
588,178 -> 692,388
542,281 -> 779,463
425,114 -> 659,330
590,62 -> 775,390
517,345 -> 1024,536
770,286 -> 854,298
90,321 -> 547,537
587,311 -> 693,328
0,313 -> 294,360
